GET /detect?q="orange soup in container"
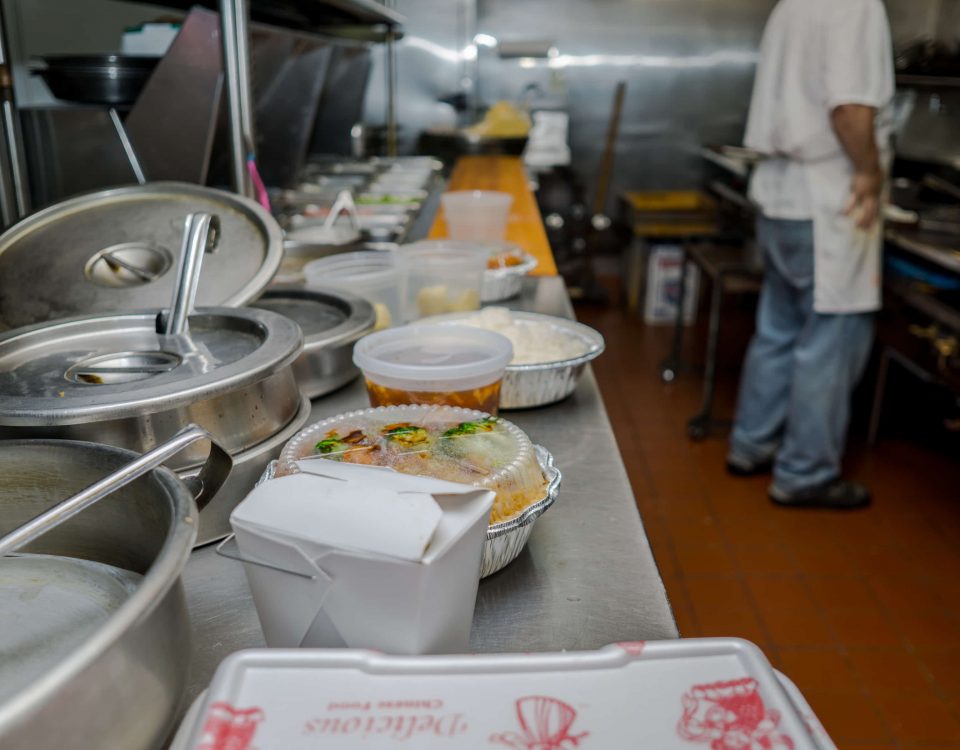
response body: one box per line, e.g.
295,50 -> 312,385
352,324 -> 513,414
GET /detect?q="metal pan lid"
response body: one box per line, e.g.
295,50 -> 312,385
250,287 -> 375,353
0,182 -> 283,330
0,307 -> 302,425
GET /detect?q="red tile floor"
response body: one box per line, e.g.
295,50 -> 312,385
575,295 -> 960,749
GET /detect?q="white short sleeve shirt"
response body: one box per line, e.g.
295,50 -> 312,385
745,0 -> 895,221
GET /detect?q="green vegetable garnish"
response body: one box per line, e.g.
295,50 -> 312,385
442,417 -> 499,438
382,423 -> 430,448
316,437 -> 346,454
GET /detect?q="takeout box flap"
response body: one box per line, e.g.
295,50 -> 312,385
231,472 -> 441,562
294,459 -> 495,561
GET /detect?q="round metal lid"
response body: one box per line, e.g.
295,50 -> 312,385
250,287 -> 376,352
0,182 -> 283,330
0,307 -> 302,425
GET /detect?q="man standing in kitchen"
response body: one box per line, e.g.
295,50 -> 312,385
726,0 -> 895,508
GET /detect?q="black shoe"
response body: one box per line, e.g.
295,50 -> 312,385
769,480 -> 871,510
726,453 -> 773,477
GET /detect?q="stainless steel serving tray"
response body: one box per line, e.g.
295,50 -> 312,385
250,288 -> 376,400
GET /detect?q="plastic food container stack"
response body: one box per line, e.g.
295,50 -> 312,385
440,190 -> 513,241
352,324 -> 513,413
229,461 -> 494,654
397,241 -> 487,321
303,250 -> 402,330
174,639 -> 836,750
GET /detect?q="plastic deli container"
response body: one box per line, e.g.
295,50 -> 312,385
397,241 -> 487,322
303,250 -> 401,330
175,639 -> 836,750
353,324 -> 512,413
276,405 -> 547,526
440,190 -> 513,242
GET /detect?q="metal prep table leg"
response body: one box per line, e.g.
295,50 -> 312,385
687,268 -> 726,441
660,241 -> 691,383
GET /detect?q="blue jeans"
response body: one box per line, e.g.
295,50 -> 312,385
731,216 -> 875,493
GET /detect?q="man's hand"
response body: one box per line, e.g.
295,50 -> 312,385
844,168 -> 883,230
831,104 -> 884,230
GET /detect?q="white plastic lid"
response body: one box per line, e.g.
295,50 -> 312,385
353,324 -> 513,391
397,242 -> 488,271
302,250 -> 398,285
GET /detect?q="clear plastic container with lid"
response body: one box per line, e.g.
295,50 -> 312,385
353,324 -> 513,413
440,190 -> 513,241
277,405 -> 547,524
397,241 -> 487,321
302,250 -> 401,330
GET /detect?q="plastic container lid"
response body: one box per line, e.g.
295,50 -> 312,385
277,405 -> 547,525
353,324 -> 512,392
302,249 -> 398,286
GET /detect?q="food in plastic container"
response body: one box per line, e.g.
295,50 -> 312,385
303,250 -> 401,330
441,190 -> 513,242
277,405 -> 548,526
397,241 -> 487,321
481,247 -> 538,302
353,324 -> 512,413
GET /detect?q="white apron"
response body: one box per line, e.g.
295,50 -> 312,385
802,155 -> 886,314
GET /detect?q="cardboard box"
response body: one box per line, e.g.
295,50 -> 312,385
230,461 -> 494,655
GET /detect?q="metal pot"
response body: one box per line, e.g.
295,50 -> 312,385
186,394 -> 312,544
0,439 -> 208,748
251,288 -> 376,399
0,307 -> 303,467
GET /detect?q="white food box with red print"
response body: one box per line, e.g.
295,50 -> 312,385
181,639 -> 835,750
229,462 -> 494,654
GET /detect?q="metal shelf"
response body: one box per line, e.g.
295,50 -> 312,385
896,74 -> 960,90
117,0 -> 403,31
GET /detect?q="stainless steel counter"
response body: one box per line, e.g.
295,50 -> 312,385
179,275 -> 678,704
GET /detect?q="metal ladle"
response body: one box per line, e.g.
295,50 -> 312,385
0,423 -> 232,558
161,211 -> 221,337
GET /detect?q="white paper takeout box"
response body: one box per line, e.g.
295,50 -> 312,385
229,459 -> 494,655
178,639 -> 835,750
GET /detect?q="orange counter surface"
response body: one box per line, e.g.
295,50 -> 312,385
428,156 -> 558,277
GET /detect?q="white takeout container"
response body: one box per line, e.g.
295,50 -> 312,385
229,461 -> 494,655
177,639 -> 835,750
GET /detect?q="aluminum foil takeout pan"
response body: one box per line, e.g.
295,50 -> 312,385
423,311 -> 606,409
254,444 -> 560,578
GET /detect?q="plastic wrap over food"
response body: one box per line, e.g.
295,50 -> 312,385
277,406 -> 547,525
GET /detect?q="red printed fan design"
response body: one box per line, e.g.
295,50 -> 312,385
197,702 -> 265,750
677,678 -> 795,750
491,695 -> 589,750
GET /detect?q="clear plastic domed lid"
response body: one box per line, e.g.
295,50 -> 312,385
277,405 -> 547,524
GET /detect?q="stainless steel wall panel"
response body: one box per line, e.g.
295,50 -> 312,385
364,0 -> 473,154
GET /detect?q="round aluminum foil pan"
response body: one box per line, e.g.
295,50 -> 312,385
421,311 -> 606,409
481,253 -> 538,303
255,444 -> 560,579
